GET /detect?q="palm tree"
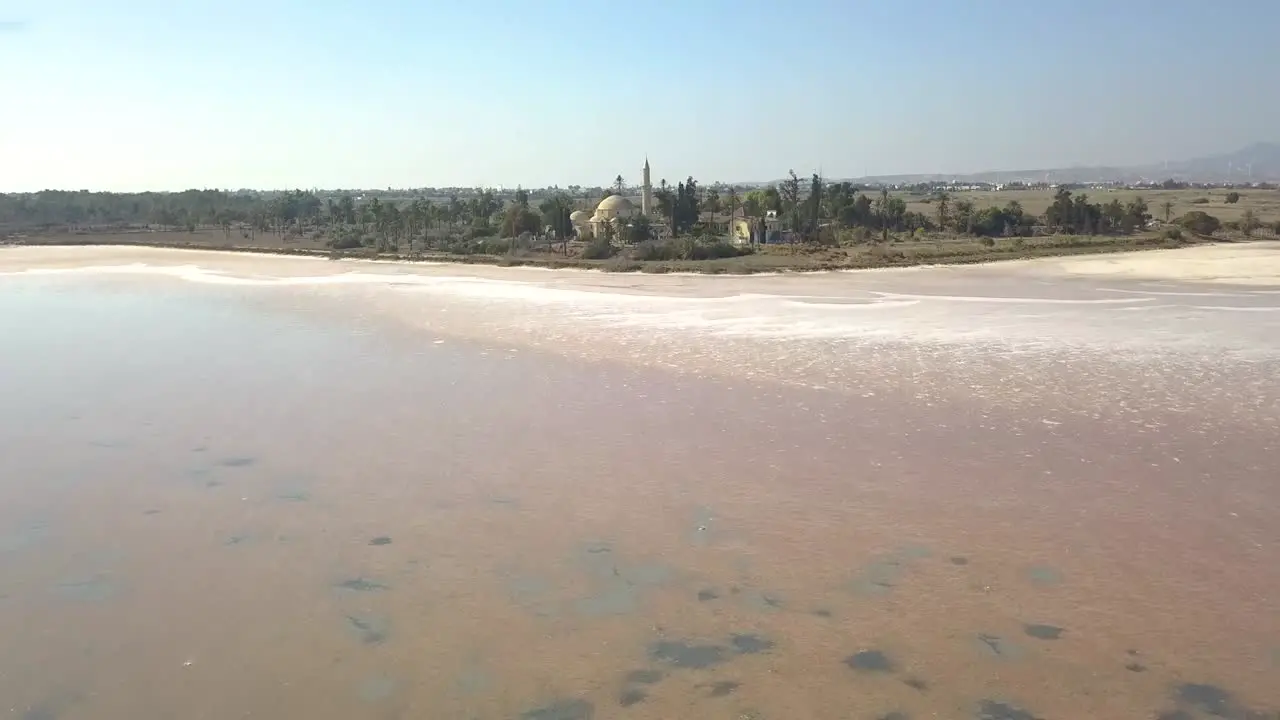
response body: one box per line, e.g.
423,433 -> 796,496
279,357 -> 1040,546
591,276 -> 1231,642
337,195 -> 356,225
726,187 -> 740,242
935,192 -> 950,231
406,199 -> 429,253
366,198 -> 384,250
446,194 -> 462,230
1241,209 -> 1258,237
383,203 -> 402,252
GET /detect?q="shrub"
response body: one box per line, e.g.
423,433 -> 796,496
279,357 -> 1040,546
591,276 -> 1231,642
1162,227 -> 1183,242
581,235 -> 617,259
630,240 -> 680,261
327,235 -> 363,250
1225,192 -> 1241,204
686,240 -> 747,260
1190,197 -> 1210,204
603,258 -> 642,272
627,238 -> 751,261
979,237 -> 996,247
1177,210 -> 1221,235
439,238 -> 478,254
472,237 -> 514,255
867,245 -> 905,261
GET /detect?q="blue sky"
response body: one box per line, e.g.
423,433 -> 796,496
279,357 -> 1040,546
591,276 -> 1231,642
2,0 -> 1277,191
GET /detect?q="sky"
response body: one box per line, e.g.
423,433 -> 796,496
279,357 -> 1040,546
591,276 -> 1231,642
2,0 -> 1278,192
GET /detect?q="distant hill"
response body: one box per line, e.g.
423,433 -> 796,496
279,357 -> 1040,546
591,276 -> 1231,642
1143,142 -> 1280,183
766,142 -> 1280,186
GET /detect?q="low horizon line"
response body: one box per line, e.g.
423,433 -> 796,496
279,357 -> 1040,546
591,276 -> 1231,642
5,141 -> 1277,195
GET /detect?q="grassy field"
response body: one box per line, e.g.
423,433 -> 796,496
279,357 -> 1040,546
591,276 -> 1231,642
4,229 -> 1214,274
897,187 -> 1280,226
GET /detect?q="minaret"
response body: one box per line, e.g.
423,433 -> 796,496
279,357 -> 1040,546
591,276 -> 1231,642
641,156 -> 653,216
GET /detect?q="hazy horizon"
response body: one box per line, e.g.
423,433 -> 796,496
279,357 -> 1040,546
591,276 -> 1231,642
3,0 -> 1278,193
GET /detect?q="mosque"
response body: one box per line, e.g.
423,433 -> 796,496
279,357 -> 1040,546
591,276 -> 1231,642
569,158 -> 663,239
567,158 -> 776,244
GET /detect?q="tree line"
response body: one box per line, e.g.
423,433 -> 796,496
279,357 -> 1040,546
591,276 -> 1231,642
2,175 -> 1266,254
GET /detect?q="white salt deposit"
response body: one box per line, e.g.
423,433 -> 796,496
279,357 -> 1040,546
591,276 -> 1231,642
2,244 -> 1277,428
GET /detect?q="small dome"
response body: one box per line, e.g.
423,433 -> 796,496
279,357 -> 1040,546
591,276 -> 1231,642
569,210 -> 589,222
596,195 -> 634,213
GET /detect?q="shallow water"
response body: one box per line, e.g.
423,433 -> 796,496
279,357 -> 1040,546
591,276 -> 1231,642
0,265 -> 1278,720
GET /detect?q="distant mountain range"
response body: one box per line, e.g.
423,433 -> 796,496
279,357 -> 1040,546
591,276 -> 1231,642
825,142 -> 1280,186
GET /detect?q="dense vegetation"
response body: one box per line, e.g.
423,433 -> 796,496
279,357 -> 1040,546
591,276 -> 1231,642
1,172 -> 1269,258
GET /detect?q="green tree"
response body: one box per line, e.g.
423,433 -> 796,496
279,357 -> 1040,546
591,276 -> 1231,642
701,188 -> 721,214
824,182 -> 853,227
935,192 -> 950,231
763,186 -> 782,215
539,193 -> 574,252
740,189 -> 765,218
446,193 -> 463,227
1122,196 -> 1150,232
620,215 -> 653,244
1101,199 -> 1125,233
1045,188 -> 1074,232
671,177 -> 700,235
953,198 -> 974,235
338,194 -> 356,224
1073,193 -> 1099,234
500,202 -> 541,239
474,189 -> 500,227
805,174 -> 823,238
654,187 -> 675,222
383,203 -> 402,251
367,198 -> 385,250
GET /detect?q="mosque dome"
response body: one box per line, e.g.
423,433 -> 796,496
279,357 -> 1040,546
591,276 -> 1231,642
595,195 -> 634,216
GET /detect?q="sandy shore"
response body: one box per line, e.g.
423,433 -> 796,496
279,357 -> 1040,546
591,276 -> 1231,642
4,240 -> 1280,290
1025,240 -> 1280,285
5,241 -> 1278,427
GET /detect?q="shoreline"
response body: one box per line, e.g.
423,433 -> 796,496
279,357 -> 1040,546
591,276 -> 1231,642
3,240 -> 1277,470
1,230 -> 1208,275
5,239 -> 1280,289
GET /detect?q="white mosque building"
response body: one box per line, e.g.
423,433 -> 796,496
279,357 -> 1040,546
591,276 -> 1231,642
566,158 -> 772,244
570,158 -> 661,239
